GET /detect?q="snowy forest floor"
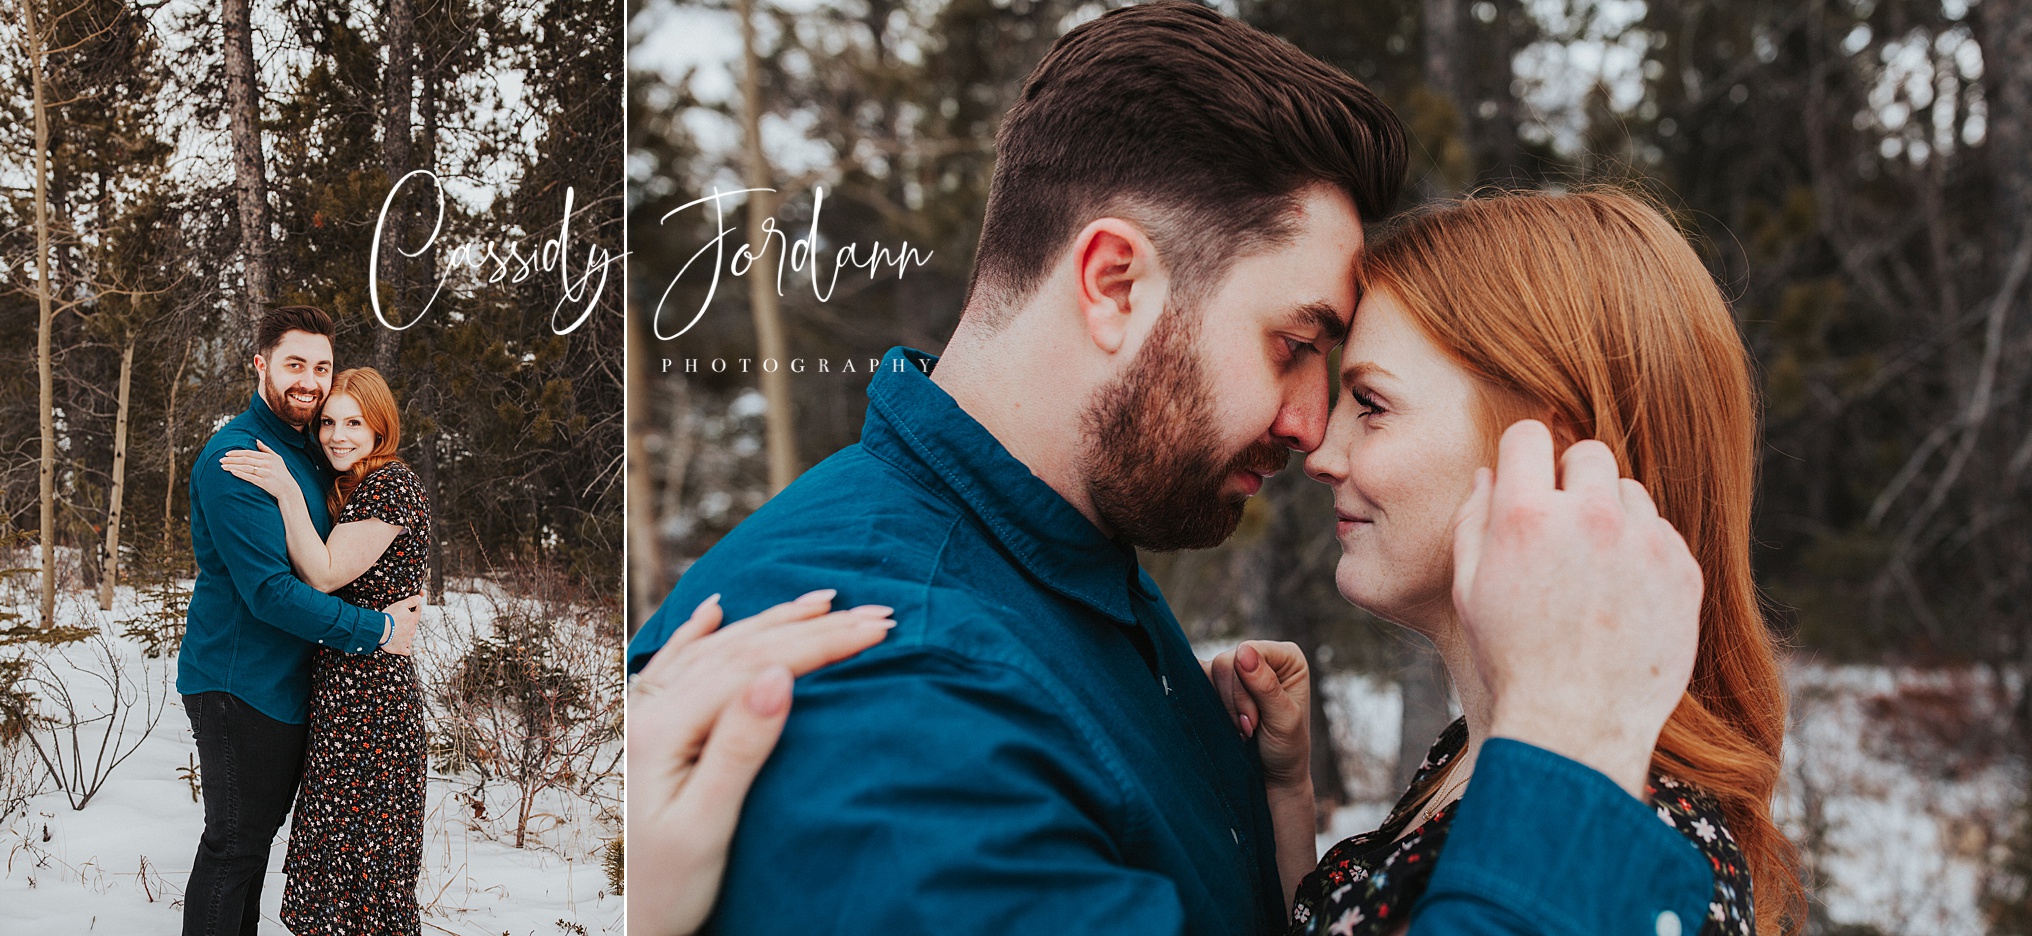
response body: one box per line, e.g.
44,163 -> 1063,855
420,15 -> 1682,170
0,581 -> 622,935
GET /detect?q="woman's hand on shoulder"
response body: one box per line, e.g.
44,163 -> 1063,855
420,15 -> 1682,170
219,440 -> 294,499
1206,639 -> 1313,790
627,590 -> 896,936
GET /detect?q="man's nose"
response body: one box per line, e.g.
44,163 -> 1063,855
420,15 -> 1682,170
1271,385 -> 1331,453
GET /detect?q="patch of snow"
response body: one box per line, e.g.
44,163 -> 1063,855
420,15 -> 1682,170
0,583 -> 620,935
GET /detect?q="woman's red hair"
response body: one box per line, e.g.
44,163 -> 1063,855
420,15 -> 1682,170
1363,187 -> 1803,934
314,367 -> 405,517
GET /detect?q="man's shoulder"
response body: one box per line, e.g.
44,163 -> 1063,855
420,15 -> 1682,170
190,422 -> 264,492
750,441 -> 958,524
686,443 -> 968,577
195,412 -> 262,461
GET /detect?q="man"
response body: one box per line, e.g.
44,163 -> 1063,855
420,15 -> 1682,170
177,305 -> 422,936
628,4 -> 1710,934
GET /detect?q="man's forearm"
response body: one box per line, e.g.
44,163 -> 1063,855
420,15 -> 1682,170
1410,740 -> 1708,936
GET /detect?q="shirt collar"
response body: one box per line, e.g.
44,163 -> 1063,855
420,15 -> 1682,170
248,390 -> 312,451
861,346 -> 1140,625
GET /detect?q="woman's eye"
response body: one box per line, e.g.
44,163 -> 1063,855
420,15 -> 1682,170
1350,389 -> 1383,417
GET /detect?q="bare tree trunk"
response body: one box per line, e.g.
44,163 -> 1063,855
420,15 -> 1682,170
411,21 -> 442,601
1982,0 -> 2032,228
162,336 -> 191,555
376,0 -> 415,372
22,0 -> 57,628
98,338 -> 134,611
1393,641 -> 1453,790
1483,0 -> 1525,181
222,0 -> 275,335
626,304 -> 661,633
740,0 -> 797,493
1422,0 -> 1462,106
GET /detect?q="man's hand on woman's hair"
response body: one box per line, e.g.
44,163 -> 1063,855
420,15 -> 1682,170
1450,420 -> 1703,798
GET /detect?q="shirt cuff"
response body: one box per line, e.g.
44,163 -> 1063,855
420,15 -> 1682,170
1414,738 -> 1711,936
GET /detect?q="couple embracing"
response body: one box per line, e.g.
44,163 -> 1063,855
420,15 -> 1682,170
177,305 -> 434,935
631,4 -> 1800,936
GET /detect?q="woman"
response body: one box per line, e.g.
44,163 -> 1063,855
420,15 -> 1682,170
1216,188 -> 1803,936
220,366 -> 431,935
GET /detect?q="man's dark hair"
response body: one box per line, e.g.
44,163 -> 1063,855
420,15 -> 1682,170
964,1 -> 1407,322
254,305 -> 337,358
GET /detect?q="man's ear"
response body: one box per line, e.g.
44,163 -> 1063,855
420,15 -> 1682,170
1072,218 -> 1163,355
253,353 -> 268,378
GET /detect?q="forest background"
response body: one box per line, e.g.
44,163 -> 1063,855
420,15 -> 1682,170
629,0 -> 2032,931
0,0 -> 624,623
0,0 -> 627,925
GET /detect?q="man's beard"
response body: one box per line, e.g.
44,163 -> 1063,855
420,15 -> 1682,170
263,372 -> 322,427
1078,302 -> 1289,552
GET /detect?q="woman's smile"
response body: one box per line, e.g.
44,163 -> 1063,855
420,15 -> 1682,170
317,392 -> 377,472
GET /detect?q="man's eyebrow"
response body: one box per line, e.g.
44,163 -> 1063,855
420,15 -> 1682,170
1288,300 -> 1348,343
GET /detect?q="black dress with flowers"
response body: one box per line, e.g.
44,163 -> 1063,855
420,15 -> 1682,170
1289,718 -> 1755,936
281,462 -> 431,936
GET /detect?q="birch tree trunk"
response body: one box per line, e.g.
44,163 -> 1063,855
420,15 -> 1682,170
22,0 -> 57,628
98,338 -> 134,611
162,336 -> 192,555
740,0 -> 798,493
223,0 -> 275,335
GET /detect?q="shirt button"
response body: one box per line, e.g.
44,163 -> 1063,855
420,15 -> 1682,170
1161,676 -> 1172,696
1655,910 -> 1682,936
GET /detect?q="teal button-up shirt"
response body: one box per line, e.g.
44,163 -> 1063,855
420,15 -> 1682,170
628,346 -> 1713,935
176,391 -> 390,724
631,347 -> 1287,935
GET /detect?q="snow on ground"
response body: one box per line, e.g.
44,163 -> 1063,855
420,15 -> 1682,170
0,582 -> 621,936
1196,645 -> 2021,936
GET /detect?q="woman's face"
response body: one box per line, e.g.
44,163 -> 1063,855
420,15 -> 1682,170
318,393 -> 376,472
1304,288 -> 1489,630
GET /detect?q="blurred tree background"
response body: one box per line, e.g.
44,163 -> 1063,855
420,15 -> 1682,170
631,0 -> 2029,929
1,0 -> 624,606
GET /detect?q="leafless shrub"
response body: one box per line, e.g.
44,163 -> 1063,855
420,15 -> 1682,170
10,620 -> 168,811
427,564 -> 621,849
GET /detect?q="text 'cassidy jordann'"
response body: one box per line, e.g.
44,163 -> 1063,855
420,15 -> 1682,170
652,185 -> 933,340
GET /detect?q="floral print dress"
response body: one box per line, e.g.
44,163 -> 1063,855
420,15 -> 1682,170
1289,718 -> 1755,936
281,462 -> 431,936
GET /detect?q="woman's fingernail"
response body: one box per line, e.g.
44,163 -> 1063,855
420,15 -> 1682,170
1240,713 -> 1253,737
796,589 -> 838,604
850,605 -> 893,617
704,593 -> 721,609
855,616 -> 898,630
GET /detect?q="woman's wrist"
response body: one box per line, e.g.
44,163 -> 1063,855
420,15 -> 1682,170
380,615 -> 393,648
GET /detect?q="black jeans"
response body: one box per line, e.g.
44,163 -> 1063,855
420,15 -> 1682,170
183,691 -> 308,936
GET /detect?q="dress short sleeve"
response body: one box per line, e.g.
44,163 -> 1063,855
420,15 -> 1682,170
338,462 -> 429,534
